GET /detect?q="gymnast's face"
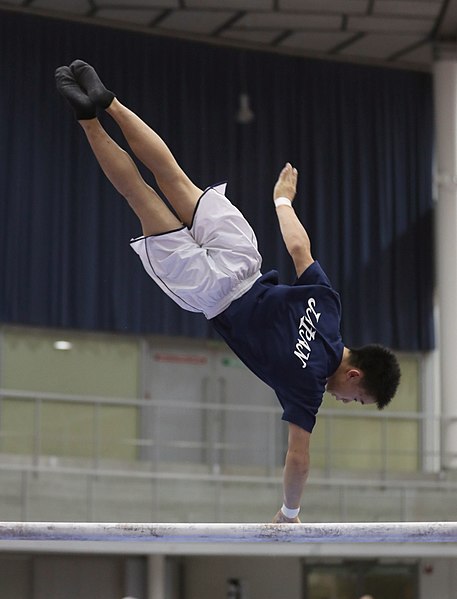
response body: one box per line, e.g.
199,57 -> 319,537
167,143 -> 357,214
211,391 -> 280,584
326,369 -> 376,406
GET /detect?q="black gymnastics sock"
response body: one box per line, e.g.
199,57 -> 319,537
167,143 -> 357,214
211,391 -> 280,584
55,66 -> 96,120
70,60 -> 115,110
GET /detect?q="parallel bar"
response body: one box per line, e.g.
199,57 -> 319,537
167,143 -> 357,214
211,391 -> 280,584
0,522 -> 456,543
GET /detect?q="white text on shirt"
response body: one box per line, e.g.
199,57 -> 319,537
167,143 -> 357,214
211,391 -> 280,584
294,298 -> 321,368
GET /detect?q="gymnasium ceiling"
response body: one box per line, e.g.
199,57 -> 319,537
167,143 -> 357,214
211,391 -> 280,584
1,0 -> 457,70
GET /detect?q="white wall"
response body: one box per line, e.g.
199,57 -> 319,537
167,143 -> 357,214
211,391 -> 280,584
33,556 -> 122,599
419,558 -> 457,599
1,553 -> 457,598
0,554 -> 124,599
183,555 -> 302,599
0,555 -> 32,598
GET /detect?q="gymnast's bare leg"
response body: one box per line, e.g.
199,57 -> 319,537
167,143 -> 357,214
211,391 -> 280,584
55,65 -> 183,236
69,60 -> 203,228
80,118 -> 182,236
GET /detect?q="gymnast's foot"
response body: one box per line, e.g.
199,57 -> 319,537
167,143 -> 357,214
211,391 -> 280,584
70,59 -> 115,110
55,66 -> 96,120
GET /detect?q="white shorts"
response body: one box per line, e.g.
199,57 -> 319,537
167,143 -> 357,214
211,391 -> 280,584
130,183 -> 262,319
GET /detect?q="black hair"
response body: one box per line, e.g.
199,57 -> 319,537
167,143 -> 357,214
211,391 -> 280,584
348,344 -> 401,410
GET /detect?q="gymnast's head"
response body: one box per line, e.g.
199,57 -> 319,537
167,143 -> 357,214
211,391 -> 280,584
326,344 -> 401,409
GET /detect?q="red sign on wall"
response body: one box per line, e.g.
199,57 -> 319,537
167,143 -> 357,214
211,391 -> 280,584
153,353 -> 208,365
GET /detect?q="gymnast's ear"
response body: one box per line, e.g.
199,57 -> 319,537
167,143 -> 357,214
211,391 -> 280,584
346,368 -> 362,380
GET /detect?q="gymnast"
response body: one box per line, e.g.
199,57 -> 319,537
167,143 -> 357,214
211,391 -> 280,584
55,60 -> 401,523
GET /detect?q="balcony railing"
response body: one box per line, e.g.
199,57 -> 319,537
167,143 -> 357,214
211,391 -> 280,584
0,388 -> 455,523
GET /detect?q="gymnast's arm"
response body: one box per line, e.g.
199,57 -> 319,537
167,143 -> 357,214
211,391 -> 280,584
272,423 -> 311,523
274,163 -> 314,277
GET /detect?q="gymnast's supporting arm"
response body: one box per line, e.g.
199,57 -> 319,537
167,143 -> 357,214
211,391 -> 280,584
273,423 -> 311,523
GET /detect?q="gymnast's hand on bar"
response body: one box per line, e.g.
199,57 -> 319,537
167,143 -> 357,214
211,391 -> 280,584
272,509 -> 301,524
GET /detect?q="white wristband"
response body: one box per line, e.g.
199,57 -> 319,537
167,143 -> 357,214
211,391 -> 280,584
281,504 -> 300,519
274,197 -> 292,208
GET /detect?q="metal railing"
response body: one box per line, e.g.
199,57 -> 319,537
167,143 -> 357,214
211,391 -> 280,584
0,387 -> 456,523
0,387 -> 438,473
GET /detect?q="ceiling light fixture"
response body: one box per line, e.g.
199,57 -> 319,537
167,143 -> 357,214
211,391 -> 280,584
53,340 -> 73,351
236,92 -> 255,124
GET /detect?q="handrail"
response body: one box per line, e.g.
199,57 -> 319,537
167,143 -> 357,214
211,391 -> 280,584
1,386 -> 454,487
0,460 -> 456,490
0,387 -> 438,421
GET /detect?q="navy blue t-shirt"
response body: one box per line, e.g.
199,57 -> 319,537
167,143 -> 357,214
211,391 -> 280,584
212,261 -> 344,432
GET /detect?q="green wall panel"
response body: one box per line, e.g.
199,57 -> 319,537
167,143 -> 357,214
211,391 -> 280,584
0,327 -> 139,460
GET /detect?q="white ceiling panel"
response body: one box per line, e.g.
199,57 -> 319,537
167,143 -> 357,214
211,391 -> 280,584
3,0 -> 452,68
219,28 -> 282,44
96,7 -> 163,25
94,0 -> 178,5
157,9 -> 237,34
32,0 -> 90,12
436,0 -> 457,36
348,15 -> 434,33
237,12 -> 342,29
280,31 -> 356,52
398,41 -> 433,64
373,0 -> 442,17
186,0 -> 273,9
340,32 -> 423,58
279,0 -> 369,14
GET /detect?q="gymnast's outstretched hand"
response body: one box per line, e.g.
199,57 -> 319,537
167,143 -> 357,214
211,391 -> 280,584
272,509 -> 301,524
273,162 -> 298,203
